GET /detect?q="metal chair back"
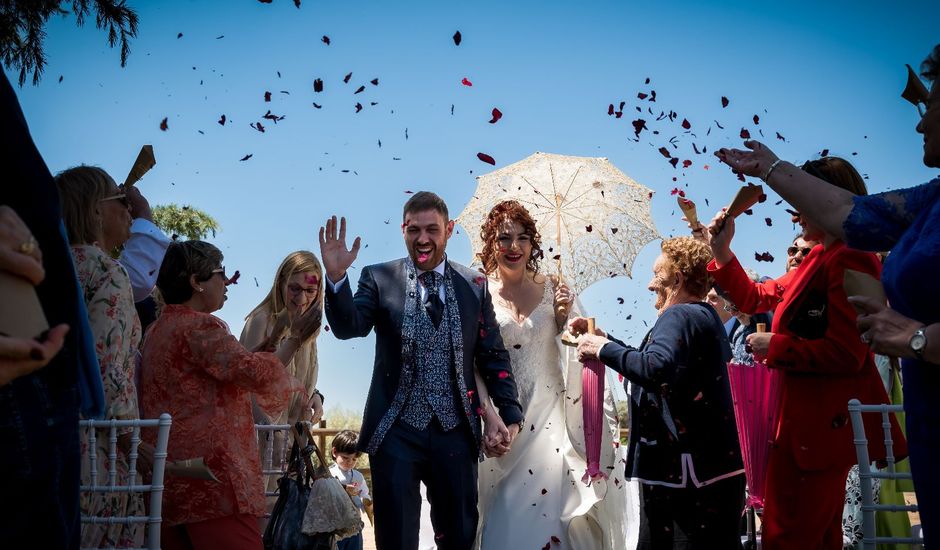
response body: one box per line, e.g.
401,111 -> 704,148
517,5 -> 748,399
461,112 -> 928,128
79,414 -> 172,550
848,399 -> 923,549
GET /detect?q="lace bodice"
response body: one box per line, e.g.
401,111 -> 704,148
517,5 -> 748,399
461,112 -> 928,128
491,278 -> 563,410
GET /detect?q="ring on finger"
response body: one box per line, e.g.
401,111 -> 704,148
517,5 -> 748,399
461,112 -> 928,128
18,236 -> 37,255
860,333 -> 872,344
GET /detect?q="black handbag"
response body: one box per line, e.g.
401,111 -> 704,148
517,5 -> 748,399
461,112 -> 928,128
263,423 -> 335,550
786,264 -> 829,340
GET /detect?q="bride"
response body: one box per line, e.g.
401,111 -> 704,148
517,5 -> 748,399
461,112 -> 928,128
473,200 -> 638,550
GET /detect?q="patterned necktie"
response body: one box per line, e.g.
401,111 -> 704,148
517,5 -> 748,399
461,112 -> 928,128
419,271 -> 444,327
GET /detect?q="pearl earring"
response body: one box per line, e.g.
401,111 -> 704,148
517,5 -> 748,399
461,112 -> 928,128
197,288 -> 205,293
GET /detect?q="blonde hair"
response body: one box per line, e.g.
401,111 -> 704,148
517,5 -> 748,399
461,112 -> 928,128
54,165 -> 116,245
660,236 -> 713,300
247,251 -> 325,320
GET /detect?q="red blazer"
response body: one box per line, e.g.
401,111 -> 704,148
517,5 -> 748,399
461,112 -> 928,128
709,242 -> 906,471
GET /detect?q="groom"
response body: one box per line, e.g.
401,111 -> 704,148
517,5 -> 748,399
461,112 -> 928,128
319,191 -> 525,550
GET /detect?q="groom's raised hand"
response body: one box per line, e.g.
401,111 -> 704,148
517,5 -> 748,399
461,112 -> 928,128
318,215 -> 361,283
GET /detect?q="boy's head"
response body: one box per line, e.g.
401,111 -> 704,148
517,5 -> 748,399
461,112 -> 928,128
332,429 -> 361,471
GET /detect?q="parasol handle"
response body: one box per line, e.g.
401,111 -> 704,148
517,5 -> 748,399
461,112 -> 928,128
587,317 -> 596,335
756,323 -> 766,333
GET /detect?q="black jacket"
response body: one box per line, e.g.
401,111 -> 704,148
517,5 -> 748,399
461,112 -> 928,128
600,302 -> 743,486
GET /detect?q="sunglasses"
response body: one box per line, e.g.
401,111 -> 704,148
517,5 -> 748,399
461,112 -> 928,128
211,266 -> 227,279
99,193 -> 129,208
787,246 -> 813,257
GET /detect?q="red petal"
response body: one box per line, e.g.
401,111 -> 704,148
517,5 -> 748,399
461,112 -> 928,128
488,108 -> 503,124
218,114 -> 226,125
264,91 -> 271,102
344,72 -> 352,83
551,536 -> 561,543
321,35 -> 330,45
477,152 -> 496,165
820,148 -> 830,157
681,118 -> 691,129
740,128 -> 751,139
453,31 -> 462,46
658,147 -> 671,158
497,371 -> 510,379
764,217 -> 773,226
461,77 -> 473,87
313,78 -> 324,92
159,117 -> 168,131
608,104 -> 615,116
239,153 -> 252,161
721,96 -> 730,108
776,131 -> 786,141
585,224 -> 593,232
631,119 -> 647,137
637,92 -> 648,100
753,114 -> 760,125
682,159 -> 692,168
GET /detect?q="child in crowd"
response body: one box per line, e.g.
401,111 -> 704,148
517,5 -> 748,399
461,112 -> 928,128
330,430 -> 370,550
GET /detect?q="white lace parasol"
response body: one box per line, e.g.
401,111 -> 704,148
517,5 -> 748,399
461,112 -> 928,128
456,152 -> 660,294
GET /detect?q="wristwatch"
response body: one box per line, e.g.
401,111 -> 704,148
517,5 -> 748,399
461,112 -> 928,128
909,327 -> 928,360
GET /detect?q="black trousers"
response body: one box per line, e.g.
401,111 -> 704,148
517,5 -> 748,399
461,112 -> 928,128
638,474 -> 746,550
369,419 -> 478,550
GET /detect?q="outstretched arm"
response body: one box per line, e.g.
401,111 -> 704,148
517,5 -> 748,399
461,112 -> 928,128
715,140 -> 853,240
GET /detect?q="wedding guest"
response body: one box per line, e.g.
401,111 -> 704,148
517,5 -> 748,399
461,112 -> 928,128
786,234 -> 820,272
715,45 -> 939,544
721,270 -> 774,366
0,71 -> 99,550
706,287 -> 736,335
574,236 -> 745,549
56,165 -> 148,548
704,156 -> 906,549
241,250 -> 325,426
330,430 -> 370,550
472,200 -> 631,549
239,250 -> 325,501
139,240 -> 318,550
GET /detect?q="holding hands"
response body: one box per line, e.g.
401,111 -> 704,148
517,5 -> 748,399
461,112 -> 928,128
318,216 -> 361,283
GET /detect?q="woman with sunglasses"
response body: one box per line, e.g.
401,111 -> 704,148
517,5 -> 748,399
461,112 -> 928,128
703,157 -> 905,549
139,241 -> 320,550
239,251 -> 326,505
54,165 -> 146,548
716,44 -> 940,546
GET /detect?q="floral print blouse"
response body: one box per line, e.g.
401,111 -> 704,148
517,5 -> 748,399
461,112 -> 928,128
139,304 -> 303,526
72,244 -> 141,426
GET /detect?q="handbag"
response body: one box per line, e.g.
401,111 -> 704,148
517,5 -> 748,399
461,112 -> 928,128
263,423 -> 335,550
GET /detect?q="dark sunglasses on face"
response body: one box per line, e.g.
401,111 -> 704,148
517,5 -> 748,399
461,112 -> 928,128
787,246 -> 813,257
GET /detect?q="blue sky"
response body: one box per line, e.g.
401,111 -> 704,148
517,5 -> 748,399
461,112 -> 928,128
9,0 -> 938,413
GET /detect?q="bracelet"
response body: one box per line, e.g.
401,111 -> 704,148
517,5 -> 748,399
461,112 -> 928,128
761,159 -> 783,182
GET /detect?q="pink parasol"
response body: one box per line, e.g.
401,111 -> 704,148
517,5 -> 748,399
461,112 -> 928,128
727,326 -> 783,508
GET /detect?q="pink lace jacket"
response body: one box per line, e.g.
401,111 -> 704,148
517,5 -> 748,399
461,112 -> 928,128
139,304 -> 302,525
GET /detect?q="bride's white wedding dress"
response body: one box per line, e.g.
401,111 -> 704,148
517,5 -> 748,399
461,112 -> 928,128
476,279 -> 640,550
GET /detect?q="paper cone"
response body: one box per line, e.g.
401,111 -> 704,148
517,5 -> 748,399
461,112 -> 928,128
677,197 -> 699,226
901,64 -> 929,107
166,457 -> 220,482
844,269 -> 887,313
124,145 -> 156,187
725,185 -> 764,218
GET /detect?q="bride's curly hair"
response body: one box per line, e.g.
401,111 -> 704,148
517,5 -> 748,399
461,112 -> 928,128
478,200 -> 544,275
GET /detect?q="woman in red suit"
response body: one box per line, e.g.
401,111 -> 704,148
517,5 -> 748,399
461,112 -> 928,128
704,157 -> 906,549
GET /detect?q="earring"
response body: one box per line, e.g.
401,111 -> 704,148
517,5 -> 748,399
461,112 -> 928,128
197,288 -> 205,293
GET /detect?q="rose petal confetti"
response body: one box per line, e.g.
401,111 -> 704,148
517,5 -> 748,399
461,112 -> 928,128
313,78 -> 324,92
321,35 -> 330,45
461,77 -> 473,87
239,153 -> 253,161
477,152 -> 496,165
343,72 -> 352,84
453,31 -> 462,45
489,108 -> 503,124
754,251 -> 774,262
721,96 -> 730,108
218,114 -> 226,125
159,117 -> 168,131
264,91 -> 271,102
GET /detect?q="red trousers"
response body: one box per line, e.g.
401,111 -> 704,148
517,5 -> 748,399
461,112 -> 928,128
762,446 -> 852,550
161,513 -> 263,550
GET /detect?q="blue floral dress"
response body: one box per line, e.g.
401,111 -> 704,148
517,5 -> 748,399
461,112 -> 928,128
843,176 -> 940,546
